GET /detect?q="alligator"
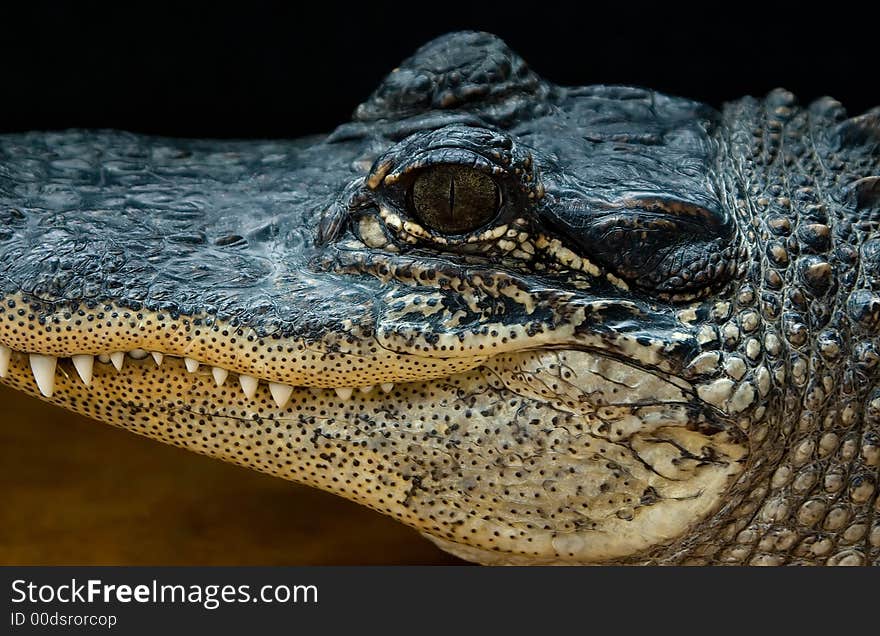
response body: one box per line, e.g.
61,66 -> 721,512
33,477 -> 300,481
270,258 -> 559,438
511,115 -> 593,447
1,31 -> 878,565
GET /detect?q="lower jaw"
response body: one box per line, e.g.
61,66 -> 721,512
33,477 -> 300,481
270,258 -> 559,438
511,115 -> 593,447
0,347 -> 746,564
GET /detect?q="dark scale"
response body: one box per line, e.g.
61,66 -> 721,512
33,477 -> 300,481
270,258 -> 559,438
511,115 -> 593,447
0,31 -> 878,565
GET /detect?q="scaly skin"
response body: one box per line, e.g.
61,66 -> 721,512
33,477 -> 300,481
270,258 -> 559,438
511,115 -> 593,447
1,32 -> 878,564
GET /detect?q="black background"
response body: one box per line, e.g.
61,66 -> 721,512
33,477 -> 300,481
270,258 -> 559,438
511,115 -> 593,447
1,2 -> 877,138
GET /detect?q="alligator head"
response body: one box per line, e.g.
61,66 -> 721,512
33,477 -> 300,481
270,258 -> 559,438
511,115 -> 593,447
1,32 -> 878,565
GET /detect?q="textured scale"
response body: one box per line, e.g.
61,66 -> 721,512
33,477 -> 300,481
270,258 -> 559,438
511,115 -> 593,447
0,32 -> 878,565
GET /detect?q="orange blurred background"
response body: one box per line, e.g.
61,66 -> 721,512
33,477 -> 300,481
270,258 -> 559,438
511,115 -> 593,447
0,385 -> 464,565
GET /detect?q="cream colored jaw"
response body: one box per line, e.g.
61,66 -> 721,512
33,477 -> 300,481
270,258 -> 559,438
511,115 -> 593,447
0,344 -> 395,407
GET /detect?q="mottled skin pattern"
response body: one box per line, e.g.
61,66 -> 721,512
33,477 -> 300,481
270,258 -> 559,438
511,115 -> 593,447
1,32 -> 879,564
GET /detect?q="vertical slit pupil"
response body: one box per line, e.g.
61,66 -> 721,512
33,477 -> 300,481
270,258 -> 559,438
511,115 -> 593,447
410,165 -> 499,234
448,174 -> 455,216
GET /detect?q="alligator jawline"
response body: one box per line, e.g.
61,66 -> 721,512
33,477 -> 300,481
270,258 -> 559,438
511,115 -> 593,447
0,344 -> 406,407
0,301 -> 749,565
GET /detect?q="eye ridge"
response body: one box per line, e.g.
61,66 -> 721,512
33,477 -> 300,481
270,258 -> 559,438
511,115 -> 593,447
407,164 -> 500,235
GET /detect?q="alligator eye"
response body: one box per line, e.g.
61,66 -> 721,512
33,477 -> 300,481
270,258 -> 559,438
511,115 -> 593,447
408,166 -> 500,234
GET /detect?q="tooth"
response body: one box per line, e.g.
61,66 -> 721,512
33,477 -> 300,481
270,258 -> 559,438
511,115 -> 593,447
212,366 -> 228,386
151,351 -> 164,367
71,355 -> 94,386
359,385 -> 374,393
380,383 -> 394,393
109,352 -> 125,371
184,357 -> 200,373
0,344 -> 10,378
128,348 -> 148,360
334,387 -> 353,401
239,374 -> 258,399
29,354 -> 57,397
269,382 -> 294,408
97,354 -> 111,364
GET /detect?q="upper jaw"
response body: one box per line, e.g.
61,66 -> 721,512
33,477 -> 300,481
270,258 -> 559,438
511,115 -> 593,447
0,291 -> 723,444
0,123 -> 710,403
1,184 -> 704,392
0,273 -> 704,404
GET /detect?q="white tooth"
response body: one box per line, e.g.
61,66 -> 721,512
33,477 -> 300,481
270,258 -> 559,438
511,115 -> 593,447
0,344 -> 10,378
239,374 -> 258,400
334,387 -> 353,401
109,352 -> 125,371
151,351 -> 164,367
359,385 -> 374,393
29,354 -> 57,397
128,348 -> 148,360
71,355 -> 94,387
184,357 -> 200,373
269,382 -> 294,408
97,354 -> 111,364
380,383 -> 394,393
212,366 -> 228,386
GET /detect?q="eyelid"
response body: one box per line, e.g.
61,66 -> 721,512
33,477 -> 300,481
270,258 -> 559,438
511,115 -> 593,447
381,148 -> 508,187
365,124 -> 541,202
